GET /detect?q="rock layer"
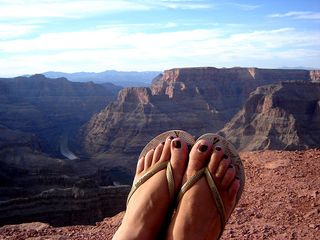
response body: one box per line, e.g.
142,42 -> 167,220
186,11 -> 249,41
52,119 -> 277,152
220,81 -> 320,151
0,185 -> 130,227
0,74 -> 127,226
0,74 -> 120,155
82,67 -> 315,170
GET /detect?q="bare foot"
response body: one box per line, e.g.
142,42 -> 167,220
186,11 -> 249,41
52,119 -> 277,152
113,136 -> 189,240
166,139 -> 241,240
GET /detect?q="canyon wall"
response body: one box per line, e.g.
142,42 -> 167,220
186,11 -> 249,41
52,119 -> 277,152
0,74 -> 121,156
220,81 -> 320,151
81,67 -> 315,171
0,185 -> 130,227
1,67 -> 319,227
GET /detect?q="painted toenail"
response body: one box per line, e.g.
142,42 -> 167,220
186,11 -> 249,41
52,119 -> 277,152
222,154 -> 228,159
169,136 -> 174,140
215,146 -> 222,151
199,144 -> 208,152
187,144 -> 192,152
173,140 -> 181,148
228,164 -> 233,168
235,176 -> 240,180
161,141 -> 165,145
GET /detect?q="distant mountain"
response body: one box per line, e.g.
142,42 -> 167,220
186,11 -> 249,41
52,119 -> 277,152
280,66 -> 317,70
42,70 -> 161,87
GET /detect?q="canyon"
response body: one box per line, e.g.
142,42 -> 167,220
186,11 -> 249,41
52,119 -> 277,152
81,67 -> 319,171
0,74 -> 127,226
0,67 -> 319,229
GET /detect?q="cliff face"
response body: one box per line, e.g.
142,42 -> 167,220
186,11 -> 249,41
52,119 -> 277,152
220,81 -> 320,151
81,67 -> 315,170
310,70 -> 320,82
0,74 -> 120,155
0,75 -> 128,226
0,185 -> 130,227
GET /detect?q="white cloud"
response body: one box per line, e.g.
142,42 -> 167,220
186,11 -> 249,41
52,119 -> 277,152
269,11 -> 320,20
0,24 -> 39,39
144,0 -> 213,10
0,0 -> 150,19
0,0 -> 212,19
1,26 -> 319,76
228,3 -> 260,11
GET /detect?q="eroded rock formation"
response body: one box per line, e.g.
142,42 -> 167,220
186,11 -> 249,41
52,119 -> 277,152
0,74 -> 127,226
0,74 -> 121,155
220,81 -> 320,151
81,67 -> 315,171
0,185 -> 130,227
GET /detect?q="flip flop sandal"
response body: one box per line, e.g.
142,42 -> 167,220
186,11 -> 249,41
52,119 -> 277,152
127,130 -> 195,205
176,133 -> 245,240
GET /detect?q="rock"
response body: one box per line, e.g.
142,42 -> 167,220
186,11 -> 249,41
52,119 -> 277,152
1,149 -> 319,239
0,185 -> 130,227
310,70 -> 320,82
81,67 -> 316,171
0,74 -> 121,155
220,81 -> 320,151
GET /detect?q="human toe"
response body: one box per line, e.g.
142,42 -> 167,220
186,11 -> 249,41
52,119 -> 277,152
207,145 -> 226,174
170,138 -> 188,190
152,142 -> 164,164
186,139 -> 212,177
214,153 -> 231,179
220,165 -> 236,190
144,149 -> 154,170
228,178 -> 241,197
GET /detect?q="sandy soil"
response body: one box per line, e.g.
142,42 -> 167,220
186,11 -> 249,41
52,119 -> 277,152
0,149 -> 319,240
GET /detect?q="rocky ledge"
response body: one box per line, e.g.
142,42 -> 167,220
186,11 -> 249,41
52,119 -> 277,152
0,149 -> 319,239
0,185 -> 130,227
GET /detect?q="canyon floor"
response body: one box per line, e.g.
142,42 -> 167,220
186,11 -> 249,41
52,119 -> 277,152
0,149 -> 319,240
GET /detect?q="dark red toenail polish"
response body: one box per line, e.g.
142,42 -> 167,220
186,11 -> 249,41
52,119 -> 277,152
235,176 -> 240,180
215,146 -> 221,151
173,140 -> 181,148
187,144 -> 192,152
161,141 -> 165,145
199,144 -> 208,152
222,154 -> 228,159
228,164 -> 233,168
169,136 -> 174,140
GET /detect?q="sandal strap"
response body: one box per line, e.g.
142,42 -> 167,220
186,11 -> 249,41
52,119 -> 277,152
127,161 -> 175,205
176,167 -> 226,240
204,168 -> 226,239
177,168 -> 205,203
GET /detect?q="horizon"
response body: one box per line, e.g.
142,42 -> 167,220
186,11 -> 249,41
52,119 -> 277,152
0,0 -> 319,77
3,66 -> 319,79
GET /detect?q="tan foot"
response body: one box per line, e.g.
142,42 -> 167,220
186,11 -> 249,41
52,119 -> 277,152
166,139 -> 241,240
113,136 -> 189,240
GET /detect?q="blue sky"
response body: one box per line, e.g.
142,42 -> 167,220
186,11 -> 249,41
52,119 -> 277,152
0,0 -> 319,77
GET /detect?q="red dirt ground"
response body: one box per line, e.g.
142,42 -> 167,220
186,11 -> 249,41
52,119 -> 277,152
0,149 -> 319,240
